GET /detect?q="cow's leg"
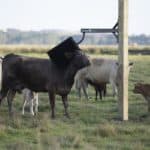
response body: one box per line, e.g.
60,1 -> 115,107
34,95 -> 38,115
99,89 -> 102,100
62,95 -> 69,118
7,90 -> 16,116
29,98 -> 34,116
82,87 -> 88,100
0,90 -> 8,105
95,87 -> 97,101
110,80 -> 118,97
114,84 -> 118,96
22,97 -> 27,115
77,87 -> 81,100
82,83 -> 89,100
103,84 -> 107,97
48,92 -> 55,119
0,87 -> 9,105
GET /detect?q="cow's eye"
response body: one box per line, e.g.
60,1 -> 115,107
76,53 -> 81,57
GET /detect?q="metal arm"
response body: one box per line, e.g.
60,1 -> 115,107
77,22 -> 119,44
77,32 -> 85,44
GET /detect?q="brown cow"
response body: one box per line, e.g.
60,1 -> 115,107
133,83 -> 150,112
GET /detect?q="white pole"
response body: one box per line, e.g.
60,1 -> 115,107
118,0 -> 129,121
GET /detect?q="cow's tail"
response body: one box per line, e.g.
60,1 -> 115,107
0,56 -> 4,91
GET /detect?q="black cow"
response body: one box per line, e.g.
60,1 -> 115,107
0,40 -> 90,118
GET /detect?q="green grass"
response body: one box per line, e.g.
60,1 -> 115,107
0,49 -> 150,150
0,44 -> 150,55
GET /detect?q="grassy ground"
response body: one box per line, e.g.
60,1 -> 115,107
0,44 -> 150,55
0,49 -> 150,150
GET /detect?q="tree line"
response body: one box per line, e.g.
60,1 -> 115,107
0,28 -> 150,45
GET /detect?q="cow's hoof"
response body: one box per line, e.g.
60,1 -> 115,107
64,113 -> 70,119
34,112 -> 38,116
51,115 -> 55,120
9,112 -> 14,119
31,112 -> 35,116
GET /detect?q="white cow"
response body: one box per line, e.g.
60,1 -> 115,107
22,88 -> 38,116
75,58 -> 133,99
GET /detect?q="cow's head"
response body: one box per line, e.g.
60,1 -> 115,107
47,37 -> 82,67
116,62 -> 134,76
116,62 -> 134,70
133,83 -> 144,94
65,50 -> 90,70
116,62 -> 134,86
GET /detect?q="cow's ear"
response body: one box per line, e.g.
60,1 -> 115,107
64,52 -> 74,60
129,62 -> 134,66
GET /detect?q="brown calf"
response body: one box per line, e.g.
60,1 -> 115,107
86,79 -> 107,100
93,83 -> 107,100
133,83 -> 150,112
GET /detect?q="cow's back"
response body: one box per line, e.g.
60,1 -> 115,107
134,84 -> 150,97
2,54 -> 50,92
86,58 -> 118,83
2,54 -> 70,93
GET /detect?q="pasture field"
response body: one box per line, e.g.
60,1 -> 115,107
0,44 -> 150,55
0,46 -> 150,150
